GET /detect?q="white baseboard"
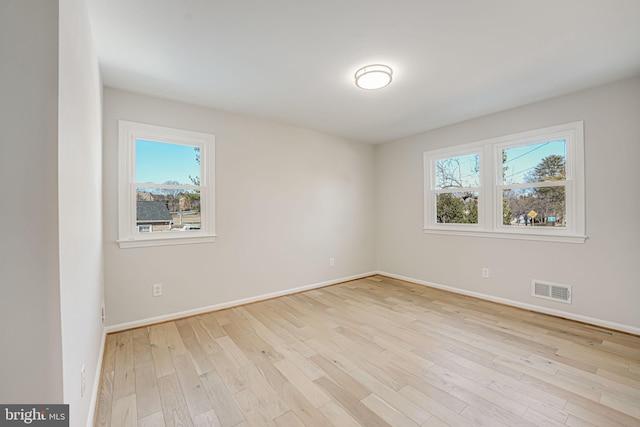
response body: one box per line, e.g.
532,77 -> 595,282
106,271 -> 377,333
378,271 -> 640,336
87,327 -> 107,427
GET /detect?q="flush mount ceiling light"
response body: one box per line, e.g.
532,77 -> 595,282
354,64 -> 393,90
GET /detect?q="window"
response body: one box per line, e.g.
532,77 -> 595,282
433,151 -> 481,226
137,225 -> 151,233
424,121 -> 585,243
118,121 -> 216,248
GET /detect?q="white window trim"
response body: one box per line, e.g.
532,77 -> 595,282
425,147 -> 484,230
424,121 -> 586,244
118,120 -> 216,248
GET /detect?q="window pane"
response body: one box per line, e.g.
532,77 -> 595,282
502,139 -> 565,185
136,140 -> 201,185
436,192 -> 478,224
136,188 -> 201,233
503,187 -> 566,227
435,154 -> 479,189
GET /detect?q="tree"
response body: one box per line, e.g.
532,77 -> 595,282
435,156 -> 479,224
526,154 -> 565,225
160,180 -> 182,198
501,150 -> 514,224
527,154 -> 565,183
437,193 -> 478,224
186,147 -> 201,211
189,147 -> 200,186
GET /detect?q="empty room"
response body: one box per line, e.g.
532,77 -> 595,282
1,1 -> 640,426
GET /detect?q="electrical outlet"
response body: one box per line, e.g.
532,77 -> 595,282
482,268 -> 490,278
329,257 -> 335,266
152,283 -> 163,297
80,364 -> 86,398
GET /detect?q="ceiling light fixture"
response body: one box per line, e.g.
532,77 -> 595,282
354,64 -> 393,90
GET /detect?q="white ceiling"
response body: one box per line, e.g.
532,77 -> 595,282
88,0 -> 640,143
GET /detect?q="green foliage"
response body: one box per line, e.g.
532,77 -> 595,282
528,154 -> 565,183
501,150 -> 514,224
503,154 -> 566,225
527,154 -> 565,224
182,191 -> 201,213
437,192 -> 478,224
189,147 -> 201,186
502,196 -> 513,225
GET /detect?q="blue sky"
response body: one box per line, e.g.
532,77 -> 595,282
135,139 -> 200,185
502,139 -> 565,184
135,137 -> 564,187
437,139 -> 566,188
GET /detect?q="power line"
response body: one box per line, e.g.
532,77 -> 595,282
503,142 -> 550,164
508,164 -> 537,180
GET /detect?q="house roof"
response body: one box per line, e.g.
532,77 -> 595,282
88,0 -> 640,143
136,201 -> 173,223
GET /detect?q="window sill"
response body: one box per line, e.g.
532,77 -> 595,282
117,234 -> 217,249
423,228 -> 587,244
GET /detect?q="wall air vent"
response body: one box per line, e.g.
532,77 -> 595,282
532,280 -> 571,304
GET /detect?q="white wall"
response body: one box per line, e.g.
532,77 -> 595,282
0,0 -> 64,402
376,75 -> 640,332
58,0 -> 105,425
103,89 -> 376,326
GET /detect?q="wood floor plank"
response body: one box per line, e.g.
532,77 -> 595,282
199,369 -> 246,426
232,388 -> 278,427
149,328 -> 176,379
189,317 -> 222,355
95,276 -> 640,427
398,385 -> 473,427
95,334 -> 117,427
162,322 -> 188,355
317,401 -> 363,427
237,363 -> 289,419
216,336 -> 251,369
137,411 -> 165,427
198,312 -> 227,339
113,331 -> 136,400
273,358 -> 332,408
191,409 -> 222,427
175,319 -> 215,375
171,352 -> 213,418
208,350 -> 246,395
111,394 -> 137,427
273,343 -> 324,380
361,393 -> 420,427
157,373 -> 194,427
133,328 -> 154,367
249,358 -> 332,427
308,354 -> 371,400
273,411 -> 305,427
134,361 -> 162,419
314,375 -> 390,427
521,408 -> 567,427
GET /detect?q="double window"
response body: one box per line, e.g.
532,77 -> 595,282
424,121 -> 585,243
118,121 -> 216,248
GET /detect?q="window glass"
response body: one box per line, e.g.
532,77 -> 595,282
435,153 -> 480,189
436,192 -> 479,224
118,121 -> 215,248
135,140 -> 200,185
423,121 -> 584,243
502,187 -> 566,227
501,140 -> 566,185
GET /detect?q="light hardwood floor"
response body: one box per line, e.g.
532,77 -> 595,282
95,275 -> 640,426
